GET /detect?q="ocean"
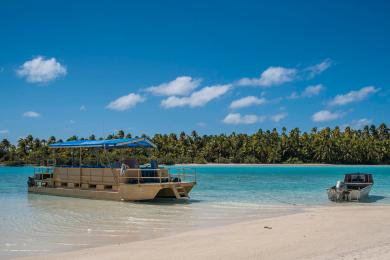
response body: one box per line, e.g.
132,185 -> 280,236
0,165 -> 389,259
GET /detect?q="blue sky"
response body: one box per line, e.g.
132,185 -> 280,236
0,0 -> 389,142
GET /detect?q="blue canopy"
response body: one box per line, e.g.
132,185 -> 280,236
49,138 -> 156,149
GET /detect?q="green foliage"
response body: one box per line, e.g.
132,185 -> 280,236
194,155 -> 207,164
0,123 -> 389,165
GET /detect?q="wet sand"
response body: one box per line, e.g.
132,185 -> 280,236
19,205 -> 390,260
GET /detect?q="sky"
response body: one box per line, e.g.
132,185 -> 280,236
0,0 -> 389,142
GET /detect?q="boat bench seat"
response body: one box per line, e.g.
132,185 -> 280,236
53,167 -> 119,185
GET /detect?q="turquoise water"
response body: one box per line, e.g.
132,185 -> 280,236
186,165 -> 390,205
0,165 -> 389,258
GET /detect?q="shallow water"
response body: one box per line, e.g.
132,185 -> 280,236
0,165 -> 389,259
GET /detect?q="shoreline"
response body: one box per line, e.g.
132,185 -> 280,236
18,204 -> 390,260
2,163 -> 390,167
9,203 -> 303,259
174,163 -> 390,167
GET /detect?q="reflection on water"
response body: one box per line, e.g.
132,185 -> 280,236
1,165 -> 389,259
1,194 -> 298,259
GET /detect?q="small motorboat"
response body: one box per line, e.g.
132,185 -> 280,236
327,173 -> 373,202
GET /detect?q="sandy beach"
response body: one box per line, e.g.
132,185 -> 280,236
18,205 -> 390,260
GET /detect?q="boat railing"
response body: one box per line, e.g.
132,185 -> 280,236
32,166 -> 54,187
33,166 -> 54,178
118,167 -> 197,184
43,166 -> 196,186
167,167 -> 197,183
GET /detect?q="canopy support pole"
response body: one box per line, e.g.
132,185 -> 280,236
79,147 -> 82,166
71,149 -> 74,167
79,147 -> 82,187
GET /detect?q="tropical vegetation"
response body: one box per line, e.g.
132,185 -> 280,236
1,123 -> 389,166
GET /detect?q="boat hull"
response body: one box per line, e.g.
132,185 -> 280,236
327,185 -> 372,202
348,185 -> 372,201
28,182 -> 196,201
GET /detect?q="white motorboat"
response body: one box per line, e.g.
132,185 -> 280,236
327,173 -> 373,202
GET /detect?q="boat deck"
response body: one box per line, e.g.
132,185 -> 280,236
29,166 -> 196,201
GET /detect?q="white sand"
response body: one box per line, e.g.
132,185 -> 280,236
19,205 -> 390,260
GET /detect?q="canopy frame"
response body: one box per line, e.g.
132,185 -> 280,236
49,137 -> 157,149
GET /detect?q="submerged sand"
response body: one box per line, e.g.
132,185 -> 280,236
19,205 -> 390,260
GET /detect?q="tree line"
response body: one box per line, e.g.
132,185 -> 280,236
0,123 -> 389,166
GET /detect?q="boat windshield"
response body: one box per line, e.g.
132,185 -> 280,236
344,174 -> 373,183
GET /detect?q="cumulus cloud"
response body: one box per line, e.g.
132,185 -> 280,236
329,86 -> 379,106
270,112 -> 288,122
312,110 -> 343,122
305,59 -> 332,78
146,76 -> 201,96
106,93 -> 146,111
229,96 -> 266,109
237,59 -> 332,87
0,129 -> 9,135
343,118 -> 372,129
161,84 -> 231,108
223,113 -> 266,125
23,111 -> 41,118
289,84 -> 324,99
17,56 -> 67,83
80,105 -> 86,111
237,67 -> 297,87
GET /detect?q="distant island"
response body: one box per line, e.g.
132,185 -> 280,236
0,123 -> 389,166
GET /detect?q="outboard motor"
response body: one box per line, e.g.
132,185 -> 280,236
336,180 -> 346,191
334,180 -> 348,201
27,177 -> 35,187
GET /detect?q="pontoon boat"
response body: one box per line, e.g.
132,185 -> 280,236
27,138 -> 196,201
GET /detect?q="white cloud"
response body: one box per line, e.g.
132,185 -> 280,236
161,84 -> 231,108
329,86 -> 379,106
305,59 -> 332,78
17,56 -> 67,83
289,84 -> 324,99
237,59 -> 332,87
23,111 -> 41,118
270,112 -> 288,122
343,118 -> 372,129
146,76 -> 201,96
106,93 -> 146,111
69,120 -> 76,124
222,113 -> 265,125
237,67 -> 297,87
312,110 -> 343,122
0,129 -> 9,135
229,96 -> 266,109
302,84 -> 324,97
80,105 -> 86,111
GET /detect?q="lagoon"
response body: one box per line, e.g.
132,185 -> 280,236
0,165 -> 389,259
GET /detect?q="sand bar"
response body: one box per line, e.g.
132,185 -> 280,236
18,205 -> 390,260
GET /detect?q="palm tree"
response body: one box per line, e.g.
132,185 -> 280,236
1,123 -> 389,165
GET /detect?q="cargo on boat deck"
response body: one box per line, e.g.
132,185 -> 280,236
327,173 -> 373,202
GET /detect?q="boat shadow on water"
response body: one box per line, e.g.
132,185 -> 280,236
26,192 -> 203,206
361,195 -> 386,203
329,195 -> 386,204
137,197 -> 203,205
